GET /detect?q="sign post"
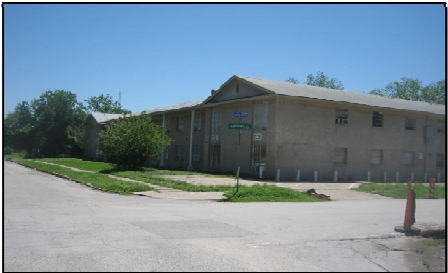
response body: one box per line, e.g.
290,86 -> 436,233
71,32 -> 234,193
231,111 -> 249,187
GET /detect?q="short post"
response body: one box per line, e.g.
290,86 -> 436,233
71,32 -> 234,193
296,170 -> 301,182
396,172 -> 399,183
403,181 -> 416,231
276,169 -> 280,182
394,180 -> 420,235
333,171 -> 338,182
437,173 -> 440,183
314,171 -> 318,182
367,171 -> 370,182
259,166 -> 263,179
383,172 -> 387,183
410,173 -> 414,182
429,177 -> 436,199
236,166 -> 240,193
424,173 -> 428,183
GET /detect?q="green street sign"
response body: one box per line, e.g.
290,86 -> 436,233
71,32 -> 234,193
228,123 -> 252,130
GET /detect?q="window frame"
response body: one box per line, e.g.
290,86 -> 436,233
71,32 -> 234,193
176,117 -> 185,132
175,145 -> 184,162
403,152 -> 414,166
334,147 -> 348,164
209,144 -> 221,168
405,117 -> 416,131
211,109 -> 221,133
371,150 -> 383,165
372,111 -> 384,127
193,113 -> 202,131
335,109 -> 348,125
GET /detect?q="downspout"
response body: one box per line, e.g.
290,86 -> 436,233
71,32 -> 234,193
159,114 -> 166,167
187,109 -> 195,171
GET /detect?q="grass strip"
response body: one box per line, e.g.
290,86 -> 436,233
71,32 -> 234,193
14,159 -> 153,195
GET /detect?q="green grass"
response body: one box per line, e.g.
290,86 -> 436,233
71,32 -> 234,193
222,184 -> 326,202
11,159 -> 153,195
353,182 -> 445,199
111,170 -> 235,192
6,157 -> 445,202
424,238 -> 445,246
33,158 -> 116,172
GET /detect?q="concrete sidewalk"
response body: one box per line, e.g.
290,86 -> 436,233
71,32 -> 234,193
15,161 -> 405,201
135,174 -> 392,201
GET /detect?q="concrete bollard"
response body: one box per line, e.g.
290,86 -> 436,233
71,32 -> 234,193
396,172 -> 399,183
367,171 -> 370,182
314,171 -> 318,182
276,169 -> 280,182
411,173 -> 414,182
296,170 -> 301,182
383,172 -> 387,183
333,171 -> 338,182
424,173 -> 428,183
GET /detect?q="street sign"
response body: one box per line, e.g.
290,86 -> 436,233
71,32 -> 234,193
228,123 -> 252,130
233,112 -> 248,118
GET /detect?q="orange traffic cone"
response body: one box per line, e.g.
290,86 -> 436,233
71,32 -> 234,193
394,181 -> 420,235
403,185 -> 414,231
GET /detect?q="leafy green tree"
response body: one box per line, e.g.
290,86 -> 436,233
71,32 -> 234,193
422,80 -> 445,105
305,71 -> 344,90
369,78 -> 445,105
30,90 -> 87,157
3,101 -> 33,153
85,94 -> 131,114
286,71 -> 344,90
98,115 -> 172,170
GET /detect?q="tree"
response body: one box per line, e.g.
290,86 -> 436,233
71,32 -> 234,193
286,71 -> 344,90
305,71 -> 344,90
369,78 -> 445,105
422,80 -> 445,105
30,90 -> 87,157
3,101 -> 33,153
98,115 -> 172,170
85,94 -> 131,114
285,77 -> 299,84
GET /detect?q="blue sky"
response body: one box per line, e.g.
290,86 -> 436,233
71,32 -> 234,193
3,3 -> 446,115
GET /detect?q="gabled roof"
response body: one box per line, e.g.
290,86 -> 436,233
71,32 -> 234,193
133,100 -> 204,116
89,112 -> 126,124
205,75 -> 445,116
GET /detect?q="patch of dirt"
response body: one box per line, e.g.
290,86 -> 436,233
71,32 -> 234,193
408,236 -> 446,272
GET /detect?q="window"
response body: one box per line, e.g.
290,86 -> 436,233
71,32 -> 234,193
209,144 -> 221,168
175,145 -> 184,162
404,152 -> 414,166
371,150 -> 383,165
436,154 -> 445,168
437,126 -> 445,134
253,102 -> 268,130
176,117 -> 185,132
372,111 -> 383,127
194,113 -> 202,131
405,117 -> 416,130
252,145 -> 267,165
165,118 -> 171,133
193,145 -> 200,162
211,109 -> 221,133
334,148 -> 347,164
335,109 -> 348,124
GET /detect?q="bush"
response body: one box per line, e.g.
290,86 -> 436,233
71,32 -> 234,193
99,115 -> 172,170
4,146 -> 13,155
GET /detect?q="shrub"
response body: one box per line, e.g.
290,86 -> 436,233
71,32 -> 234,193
99,115 -> 172,170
